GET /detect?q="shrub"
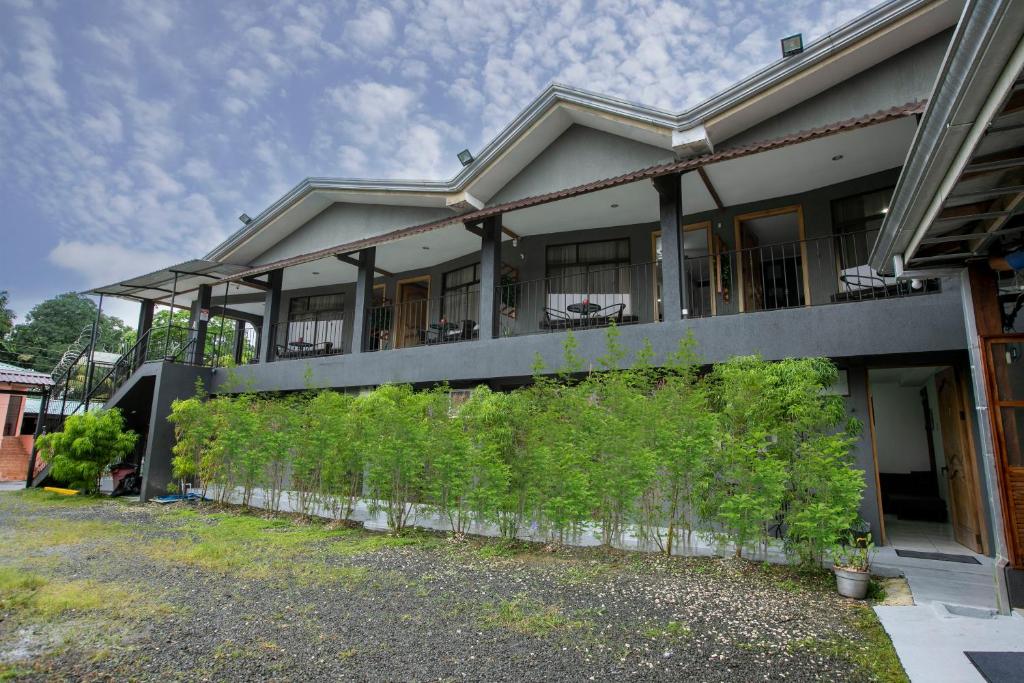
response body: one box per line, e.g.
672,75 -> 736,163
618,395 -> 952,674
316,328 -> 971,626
37,408 -> 138,493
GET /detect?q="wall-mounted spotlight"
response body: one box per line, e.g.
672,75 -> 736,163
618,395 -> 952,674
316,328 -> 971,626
239,213 -> 253,224
457,149 -> 475,166
781,33 -> 803,58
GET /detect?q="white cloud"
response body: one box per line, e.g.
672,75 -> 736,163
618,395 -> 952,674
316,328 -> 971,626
16,15 -> 66,109
81,105 -> 124,144
48,240 -> 181,287
344,8 -> 395,52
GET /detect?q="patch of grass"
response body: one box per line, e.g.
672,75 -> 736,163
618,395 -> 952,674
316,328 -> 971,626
642,620 -> 691,640
0,566 -> 169,621
479,596 -> 587,636
1,488 -> 103,508
559,562 -> 615,586
788,605 -> 908,683
475,539 -> 531,559
0,518 -> 131,557
138,507 -> 433,585
0,664 -> 36,681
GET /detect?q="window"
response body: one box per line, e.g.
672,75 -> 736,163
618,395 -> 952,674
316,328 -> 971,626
286,293 -> 344,351
831,187 -> 894,269
441,263 -> 480,322
545,238 -> 630,294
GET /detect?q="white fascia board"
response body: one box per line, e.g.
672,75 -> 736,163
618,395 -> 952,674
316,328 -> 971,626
672,125 -> 713,157
445,191 -> 485,213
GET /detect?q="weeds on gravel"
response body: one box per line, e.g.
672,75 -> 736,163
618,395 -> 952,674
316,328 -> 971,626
787,604 -> 908,683
642,620 -> 691,640
479,596 -> 588,636
0,518 -> 130,556
0,566 -> 167,620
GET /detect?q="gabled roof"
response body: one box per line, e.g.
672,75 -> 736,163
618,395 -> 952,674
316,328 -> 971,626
0,362 -> 54,388
221,102 -> 925,281
206,0 -> 961,265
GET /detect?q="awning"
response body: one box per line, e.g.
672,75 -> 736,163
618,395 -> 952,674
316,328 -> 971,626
870,0 -> 1024,273
89,259 -> 261,303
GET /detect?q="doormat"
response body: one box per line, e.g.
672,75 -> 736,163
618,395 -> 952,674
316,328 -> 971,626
965,652 -> 1024,683
894,549 -> 981,564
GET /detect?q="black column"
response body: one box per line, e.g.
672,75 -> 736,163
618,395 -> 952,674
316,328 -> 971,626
190,284 -> 212,365
259,269 -> 283,363
135,300 -> 154,367
25,389 -> 49,488
478,215 -> 502,340
233,319 -> 245,364
350,248 -> 376,353
652,174 -> 685,320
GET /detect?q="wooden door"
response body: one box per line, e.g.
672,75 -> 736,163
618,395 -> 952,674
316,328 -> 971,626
983,336 -> 1024,567
395,278 -> 429,348
936,367 -> 984,552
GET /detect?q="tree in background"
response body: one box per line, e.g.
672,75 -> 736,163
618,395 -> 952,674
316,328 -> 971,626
0,291 -> 14,358
4,293 -> 130,373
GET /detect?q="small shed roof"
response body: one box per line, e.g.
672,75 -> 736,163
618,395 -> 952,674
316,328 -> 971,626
0,362 -> 54,388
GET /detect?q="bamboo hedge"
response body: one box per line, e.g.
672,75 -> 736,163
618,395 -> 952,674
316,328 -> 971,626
169,328 -> 865,563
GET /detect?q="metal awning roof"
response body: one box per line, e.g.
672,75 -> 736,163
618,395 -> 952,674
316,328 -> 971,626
871,0 -> 1024,273
0,362 -> 54,387
88,259 -> 261,303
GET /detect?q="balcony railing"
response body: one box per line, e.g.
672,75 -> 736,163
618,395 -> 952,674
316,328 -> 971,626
269,316 -> 345,361
363,290 -> 480,352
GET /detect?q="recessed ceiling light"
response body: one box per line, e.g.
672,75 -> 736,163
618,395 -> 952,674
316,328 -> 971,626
881,207 -> 889,214
610,203 -> 619,208
831,154 -> 844,161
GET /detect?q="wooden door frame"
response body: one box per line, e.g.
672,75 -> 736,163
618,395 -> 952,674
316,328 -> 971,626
732,205 -> 810,313
651,221 -> 716,320
981,334 -> 1024,565
394,275 -> 431,349
865,362 -> 989,553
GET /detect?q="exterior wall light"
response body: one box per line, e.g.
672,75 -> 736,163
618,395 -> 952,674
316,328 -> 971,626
239,213 -> 253,224
457,149 -> 474,166
781,34 -> 803,58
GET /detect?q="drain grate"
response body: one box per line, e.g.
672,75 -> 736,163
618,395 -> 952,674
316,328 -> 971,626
894,549 -> 981,564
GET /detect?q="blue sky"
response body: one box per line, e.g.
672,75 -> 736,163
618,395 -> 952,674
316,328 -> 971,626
0,0 -> 879,324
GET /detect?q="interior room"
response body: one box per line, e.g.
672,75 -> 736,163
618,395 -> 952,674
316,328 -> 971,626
735,208 -> 806,312
868,366 -> 985,555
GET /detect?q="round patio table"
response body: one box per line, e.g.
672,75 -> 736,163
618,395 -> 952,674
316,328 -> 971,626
567,302 -> 601,316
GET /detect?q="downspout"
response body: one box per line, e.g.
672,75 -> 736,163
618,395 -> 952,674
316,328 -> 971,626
900,35 -> 1024,266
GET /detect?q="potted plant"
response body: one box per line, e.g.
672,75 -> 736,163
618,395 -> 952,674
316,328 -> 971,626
830,532 -> 873,599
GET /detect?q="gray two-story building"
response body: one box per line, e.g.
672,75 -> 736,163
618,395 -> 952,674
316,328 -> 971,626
43,0 -> 1024,608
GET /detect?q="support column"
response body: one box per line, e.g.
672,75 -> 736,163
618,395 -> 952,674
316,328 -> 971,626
652,174 -> 685,320
83,294 -> 103,410
259,269 -> 283,363
191,284 -> 212,365
233,319 -> 246,365
350,248 -> 376,354
135,300 -> 155,368
478,215 -> 502,340
24,389 -> 49,488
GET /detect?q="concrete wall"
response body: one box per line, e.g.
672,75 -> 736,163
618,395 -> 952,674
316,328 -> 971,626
252,203 -> 453,266
489,124 -> 674,206
724,29 -> 952,147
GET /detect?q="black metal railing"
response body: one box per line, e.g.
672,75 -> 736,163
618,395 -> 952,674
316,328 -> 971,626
496,261 -> 656,337
363,292 -> 480,352
268,316 -> 345,361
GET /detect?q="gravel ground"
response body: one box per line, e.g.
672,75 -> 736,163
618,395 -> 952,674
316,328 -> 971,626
0,491 -> 905,682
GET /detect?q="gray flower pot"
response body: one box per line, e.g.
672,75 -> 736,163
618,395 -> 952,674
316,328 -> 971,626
834,567 -> 869,599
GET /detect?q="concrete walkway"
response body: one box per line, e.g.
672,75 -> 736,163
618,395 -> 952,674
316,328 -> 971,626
872,540 -> 1024,681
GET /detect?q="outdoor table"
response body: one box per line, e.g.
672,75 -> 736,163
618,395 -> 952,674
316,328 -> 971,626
567,302 -> 601,318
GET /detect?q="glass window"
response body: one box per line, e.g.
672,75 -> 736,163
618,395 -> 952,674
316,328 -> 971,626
285,294 -> 344,351
441,264 -> 480,322
545,239 -> 631,295
831,187 -> 894,269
